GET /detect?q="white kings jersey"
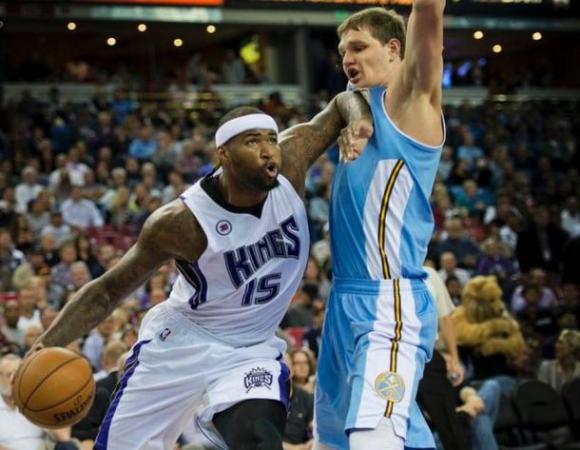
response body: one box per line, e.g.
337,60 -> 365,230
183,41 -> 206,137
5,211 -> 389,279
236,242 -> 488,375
166,171 -> 310,347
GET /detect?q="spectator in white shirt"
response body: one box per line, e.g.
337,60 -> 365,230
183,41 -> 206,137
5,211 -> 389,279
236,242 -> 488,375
438,252 -> 471,287
561,196 -> 580,238
61,186 -> 104,230
41,211 -> 73,246
15,166 -> 43,214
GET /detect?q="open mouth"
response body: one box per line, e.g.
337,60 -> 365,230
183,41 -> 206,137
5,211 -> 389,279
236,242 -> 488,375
265,162 -> 278,178
347,68 -> 361,82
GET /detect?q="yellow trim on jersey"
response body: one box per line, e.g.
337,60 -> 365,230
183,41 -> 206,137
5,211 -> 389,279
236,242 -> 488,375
377,160 -> 405,279
385,278 -> 403,417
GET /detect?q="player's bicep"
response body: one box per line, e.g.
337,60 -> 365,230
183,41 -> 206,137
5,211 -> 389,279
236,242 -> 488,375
100,224 -> 172,301
403,0 -> 445,96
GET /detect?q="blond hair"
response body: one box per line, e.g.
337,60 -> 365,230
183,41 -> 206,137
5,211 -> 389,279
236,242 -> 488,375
337,7 -> 406,58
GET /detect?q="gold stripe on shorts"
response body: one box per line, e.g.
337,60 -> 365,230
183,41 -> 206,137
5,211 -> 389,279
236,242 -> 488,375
385,278 -> 403,417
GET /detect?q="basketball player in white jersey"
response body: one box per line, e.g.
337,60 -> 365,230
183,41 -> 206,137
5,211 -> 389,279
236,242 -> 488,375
20,98 -> 372,449
315,2 -> 446,450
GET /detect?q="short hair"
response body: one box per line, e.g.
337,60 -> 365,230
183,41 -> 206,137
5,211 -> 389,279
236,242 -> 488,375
337,7 -> 406,58
218,106 -> 264,128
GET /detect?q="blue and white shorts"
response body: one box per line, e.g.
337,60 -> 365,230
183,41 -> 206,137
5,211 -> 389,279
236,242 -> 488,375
315,277 -> 437,450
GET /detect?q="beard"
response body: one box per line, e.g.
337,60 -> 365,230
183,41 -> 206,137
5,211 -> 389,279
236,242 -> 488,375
242,171 -> 280,193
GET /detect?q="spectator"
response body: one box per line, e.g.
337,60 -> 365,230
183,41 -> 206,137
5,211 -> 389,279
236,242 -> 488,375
82,315 -> 115,372
221,49 -> 246,84
41,211 -> 73,246
537,329 -> 580,392
438,252 -> 471,287
60,186 -> 104,231
561,195 -> 580,238
436,217 -> 481,270
511,267 -> 557,313
52,240 -> 78,290
516,205 -> 569,273
129,125 -> 157,160
15,166 -> 43,214
476,237 -> 519,296
0,228 -> 25,291
0,300 -> 24,349
289,348 -> 316,395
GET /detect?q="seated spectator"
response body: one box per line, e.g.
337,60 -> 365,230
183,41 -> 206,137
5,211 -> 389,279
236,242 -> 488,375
60,186 -> 104,231
436,217 -> 481,271
516,285 -> 559,342
453,179 -> 490,219
445,275 -> 462,306
128,125 -> 157,160
516,205 -> 569,273
476,237 -> 519,297
0,300 -> 23,350
289,348 -> 316,395
52,240 -> 78,291
283,353 -> 314,450
561,195 -> 580,238
15,166 -> 43,214
511,267 -> 558,313
537,329 -> 580,392
82,315 -> 115,372
41,211 -> 73,247
438,251 -> 471,287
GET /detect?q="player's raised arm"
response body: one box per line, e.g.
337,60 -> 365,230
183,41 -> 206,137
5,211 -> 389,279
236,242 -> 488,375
36,201 -> 204,348
402,0 -> 445,101
279,91 -> 373,196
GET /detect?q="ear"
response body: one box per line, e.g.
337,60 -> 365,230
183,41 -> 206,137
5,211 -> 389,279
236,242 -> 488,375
386,38 -> 402,60
217,145 -> 228,166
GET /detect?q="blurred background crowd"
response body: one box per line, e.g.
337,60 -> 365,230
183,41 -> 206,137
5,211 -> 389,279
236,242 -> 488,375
1,0 -> 580,449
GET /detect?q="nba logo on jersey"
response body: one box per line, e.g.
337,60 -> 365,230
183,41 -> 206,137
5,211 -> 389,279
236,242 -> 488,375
159,328 -> 172,341
216,220 -> 232,236
244,367 -> 273,392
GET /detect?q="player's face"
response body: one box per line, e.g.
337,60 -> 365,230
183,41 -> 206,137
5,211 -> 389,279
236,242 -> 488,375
338,28 -> 392,88
223,129 -> 282,192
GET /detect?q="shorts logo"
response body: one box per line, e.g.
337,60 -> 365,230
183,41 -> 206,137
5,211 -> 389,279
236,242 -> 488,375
159,328 -> 172,341
216,220 -> 232,236
374,371 -> 405,403
244,367 -> 273,393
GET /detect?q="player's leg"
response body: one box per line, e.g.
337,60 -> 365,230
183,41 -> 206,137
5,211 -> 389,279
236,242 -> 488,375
95,304 -> 207,450
313,290 -> 354,450
213,399 -> 286,450
346,282 -> 438,449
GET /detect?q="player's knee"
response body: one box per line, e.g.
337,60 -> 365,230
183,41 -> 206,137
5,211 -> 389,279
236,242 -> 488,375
214,399 -> 285,450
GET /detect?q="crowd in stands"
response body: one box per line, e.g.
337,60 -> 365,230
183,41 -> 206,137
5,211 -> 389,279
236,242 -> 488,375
0,82 -> 579,450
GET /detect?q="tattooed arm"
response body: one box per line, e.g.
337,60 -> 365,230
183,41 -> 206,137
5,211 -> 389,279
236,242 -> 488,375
35,201 -> 206,348
279,91 -> 372,197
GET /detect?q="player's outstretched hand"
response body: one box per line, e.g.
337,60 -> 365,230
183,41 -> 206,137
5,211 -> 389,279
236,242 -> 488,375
338,119 -> 373,163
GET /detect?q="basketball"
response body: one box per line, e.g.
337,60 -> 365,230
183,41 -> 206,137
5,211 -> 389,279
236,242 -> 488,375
12,347 -> 95,428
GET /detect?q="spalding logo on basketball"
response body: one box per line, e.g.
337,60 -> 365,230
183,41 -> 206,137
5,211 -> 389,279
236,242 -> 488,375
374,371 -> 405,403
216,220 -> 232,236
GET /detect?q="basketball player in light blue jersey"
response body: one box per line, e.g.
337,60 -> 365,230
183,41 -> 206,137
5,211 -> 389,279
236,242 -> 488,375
314,3 -> 446,450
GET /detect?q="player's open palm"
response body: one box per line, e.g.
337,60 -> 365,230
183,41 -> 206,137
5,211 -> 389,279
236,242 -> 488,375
338,119 -> 373,163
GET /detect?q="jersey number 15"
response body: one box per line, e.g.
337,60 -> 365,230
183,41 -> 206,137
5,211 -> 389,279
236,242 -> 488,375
241,273 -> 282,306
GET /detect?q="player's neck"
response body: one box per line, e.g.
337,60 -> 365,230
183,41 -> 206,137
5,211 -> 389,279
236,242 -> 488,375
381,61 -> 402,88
218,173 -> 267,208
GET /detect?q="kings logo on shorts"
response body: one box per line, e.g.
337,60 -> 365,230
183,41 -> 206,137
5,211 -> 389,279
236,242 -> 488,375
243,367 -> 273,393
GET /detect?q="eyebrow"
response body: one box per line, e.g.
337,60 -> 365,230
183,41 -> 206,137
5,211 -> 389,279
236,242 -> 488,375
338,39 -> 367,53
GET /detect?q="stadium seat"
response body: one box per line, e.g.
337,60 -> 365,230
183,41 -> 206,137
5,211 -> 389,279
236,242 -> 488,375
513,379 -> 580,449
562,379 -> 580,440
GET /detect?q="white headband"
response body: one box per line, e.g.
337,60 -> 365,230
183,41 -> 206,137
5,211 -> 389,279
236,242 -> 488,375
215,113 -> 279,147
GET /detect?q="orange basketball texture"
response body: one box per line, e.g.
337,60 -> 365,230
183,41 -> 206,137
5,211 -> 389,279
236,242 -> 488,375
12,347 -> 96,428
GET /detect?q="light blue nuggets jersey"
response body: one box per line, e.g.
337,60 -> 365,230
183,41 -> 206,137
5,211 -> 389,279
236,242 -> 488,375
330,86 -> 444,280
